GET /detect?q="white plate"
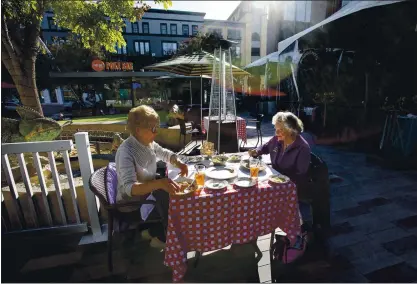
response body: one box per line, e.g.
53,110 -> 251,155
173,176 -> 196,195
227,155 -> 242,163
205,179 -> 228,190
268,174 -> 290,184
234,177 -> 256,188
205,166 -> 238,180
186,156 -> 205,163
174,176 -> 194,183
194,160 -> 214,168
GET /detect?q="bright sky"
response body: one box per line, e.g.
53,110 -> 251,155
145,1 -> 242,20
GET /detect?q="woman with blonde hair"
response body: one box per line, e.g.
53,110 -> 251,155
249,111 -> 311,186
115,105 -> 188,249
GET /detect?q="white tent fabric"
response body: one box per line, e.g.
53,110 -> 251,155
244,0 -> 404,69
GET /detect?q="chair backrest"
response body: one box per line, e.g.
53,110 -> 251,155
256,114 -> 264,130
308,152 -> 328,183
89,163 -> 118,207
178,118 -> 187,135
89,167 -> 109,206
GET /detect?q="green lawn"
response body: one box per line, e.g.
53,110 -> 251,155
63,111 -> 169,124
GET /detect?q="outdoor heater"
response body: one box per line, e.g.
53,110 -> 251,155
206,41 -> 239,153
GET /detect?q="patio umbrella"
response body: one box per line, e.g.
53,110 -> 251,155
145,51 -> 250,124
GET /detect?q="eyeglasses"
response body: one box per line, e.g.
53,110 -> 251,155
149,125 -> 159,133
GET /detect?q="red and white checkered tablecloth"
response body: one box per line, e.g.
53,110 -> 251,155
202,116 -> 247,143
164,181 -> 301,282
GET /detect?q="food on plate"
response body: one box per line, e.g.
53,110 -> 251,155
188,156 -> 203,163
176,181 -> 197,195
201,141 -> 215,156
269,175 -> 289,184
227,155 -> 241,162
211,155 -> 228,165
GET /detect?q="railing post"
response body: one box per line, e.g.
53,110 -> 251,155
74,132 -> 102,238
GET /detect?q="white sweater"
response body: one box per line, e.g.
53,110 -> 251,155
115,135 -> 174,219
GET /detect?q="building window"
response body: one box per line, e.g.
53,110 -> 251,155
115,44 -> 127,55
160,23 -> 167,35
231,45 -> 241,59
284,1 -> 311,23
228,29 -> 241,40
170,24 -> 177,35
251,47 -> 260,57
132,22 -> 139,34
52,36 -> 67,45
48,17 -> 57,30
50,90 -> 58,103
251,32 -> 260,41
142,22 -> 149,34
182,24 -> 189,36
192,25 -> 199,36
235,46 -> 241,58
134,41 -> 150,55
162,42 -> 178,56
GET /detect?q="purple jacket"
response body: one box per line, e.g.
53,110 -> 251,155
256,135 -> 311,185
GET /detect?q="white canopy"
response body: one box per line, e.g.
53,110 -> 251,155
244,0 -> 404,69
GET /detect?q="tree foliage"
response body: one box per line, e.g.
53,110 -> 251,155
177,32 -> 242,66
1,0 -> 172,115
177,32 -> 227,55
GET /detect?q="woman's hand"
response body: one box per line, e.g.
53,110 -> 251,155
156,178 -> 181,195
177,162 -> 188,177
248,149 -> 258,157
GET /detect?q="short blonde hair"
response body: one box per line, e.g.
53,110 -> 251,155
127,105 -> 160,134
272,111 -> 304,137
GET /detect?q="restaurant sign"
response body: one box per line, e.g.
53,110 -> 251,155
92,59 -> 133,72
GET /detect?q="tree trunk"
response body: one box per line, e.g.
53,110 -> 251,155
13,61 -> 43,116
2,12 -> 44,116
2,49 -> 43,116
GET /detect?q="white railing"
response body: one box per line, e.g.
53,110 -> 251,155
1,132 -> 101,237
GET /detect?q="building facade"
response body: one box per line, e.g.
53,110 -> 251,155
227,1 -> 344,64
41,9 -> 206,59
201,19 -> 247,66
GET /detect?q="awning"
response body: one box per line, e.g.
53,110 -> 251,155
244,0 -> 405,70
155,75 -> 211,80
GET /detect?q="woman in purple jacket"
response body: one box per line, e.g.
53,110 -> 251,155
249,111 -> 311,187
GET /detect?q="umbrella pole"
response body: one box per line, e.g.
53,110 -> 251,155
200,71 -> 203,128
218,48 -> 224,154
190,80 -> 192,107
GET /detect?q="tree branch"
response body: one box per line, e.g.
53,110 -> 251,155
1,32 -> 24,79
1,14 -> 23,59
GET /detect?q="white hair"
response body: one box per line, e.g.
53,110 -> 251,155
272,111 -> 304,137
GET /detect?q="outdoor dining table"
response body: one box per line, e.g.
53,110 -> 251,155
165,154 -> 302,282
202,116 -> 247,143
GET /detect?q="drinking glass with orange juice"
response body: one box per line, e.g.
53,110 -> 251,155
249,157 -> 260,180
194,164 -> 206,186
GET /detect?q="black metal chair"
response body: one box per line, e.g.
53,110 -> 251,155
89,166 -> 167,272
178,118 -> 194,145
240,114 -> 264,151
297,152 -> 331,231
179,118 -> 206,149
